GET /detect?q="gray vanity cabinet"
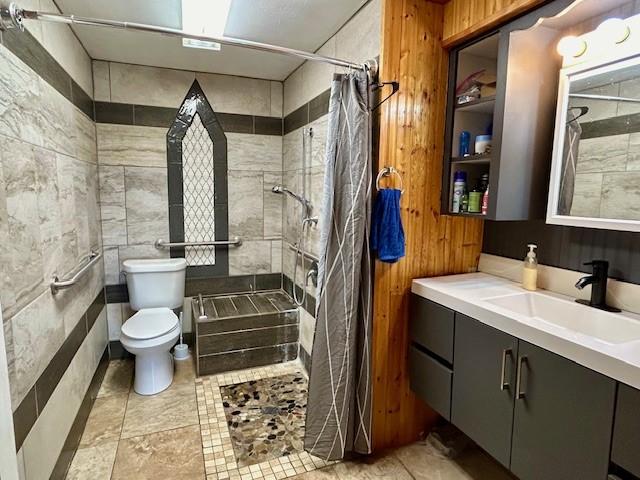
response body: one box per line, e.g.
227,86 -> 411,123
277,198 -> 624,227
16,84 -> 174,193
611,384 -> 640,477
451,314 -> 519,467
510,341 -> 616,480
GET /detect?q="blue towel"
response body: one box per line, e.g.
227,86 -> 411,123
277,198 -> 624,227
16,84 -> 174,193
371,188 -> 405,263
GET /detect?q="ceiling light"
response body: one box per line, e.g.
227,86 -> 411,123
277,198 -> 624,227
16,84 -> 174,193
556,35 -> 587,58
596,18 -> 631,44
181,0 -> 232,51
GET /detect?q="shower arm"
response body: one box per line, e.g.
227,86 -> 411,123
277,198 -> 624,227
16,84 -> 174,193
0,3 -> 378,77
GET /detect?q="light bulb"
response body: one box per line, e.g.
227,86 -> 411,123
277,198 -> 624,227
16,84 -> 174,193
556,35 -> 587,58
596,18 -> 630,44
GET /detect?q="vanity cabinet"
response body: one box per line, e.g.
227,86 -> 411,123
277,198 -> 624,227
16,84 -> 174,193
451,314 -> 518,467
410,296 -> 618,480
611,384 -> 640,477
510,341 -> 616,480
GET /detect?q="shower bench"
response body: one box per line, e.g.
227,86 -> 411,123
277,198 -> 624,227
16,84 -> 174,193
191,290 -> 299,376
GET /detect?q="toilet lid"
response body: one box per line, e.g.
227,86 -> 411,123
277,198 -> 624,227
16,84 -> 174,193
121,308 -> 179,340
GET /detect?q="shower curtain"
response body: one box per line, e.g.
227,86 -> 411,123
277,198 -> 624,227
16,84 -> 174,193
304,70 -> 373,460
558,111 -> 582,215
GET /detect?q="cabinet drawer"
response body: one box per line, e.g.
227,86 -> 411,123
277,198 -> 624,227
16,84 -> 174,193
612,384 -> 640,476
409,345 -> 452,420
409,294 -> 455,363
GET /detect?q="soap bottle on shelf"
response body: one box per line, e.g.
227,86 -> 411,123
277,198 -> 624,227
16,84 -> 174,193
522,244 -> 538,291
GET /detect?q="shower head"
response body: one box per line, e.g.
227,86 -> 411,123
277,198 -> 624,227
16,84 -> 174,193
271,185 -> 312,217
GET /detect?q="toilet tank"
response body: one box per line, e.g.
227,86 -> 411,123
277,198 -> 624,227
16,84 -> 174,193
122,258 -> 187,310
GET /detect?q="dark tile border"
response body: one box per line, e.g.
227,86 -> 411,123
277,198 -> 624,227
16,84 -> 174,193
299,346 -> 312,375
580,112 -> 640,139
94,101 -> 284,135
12,291 -> 106,451
1,28 -> 93,120
105,273 -> 283,303
108,333 -> 194,360
283,274 -> 316,316
50,348 -> 109,480
283,88 -> 331,135
105,284 -> 129,304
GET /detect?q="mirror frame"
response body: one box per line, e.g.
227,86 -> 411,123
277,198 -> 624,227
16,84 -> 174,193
546,53 -> 640,232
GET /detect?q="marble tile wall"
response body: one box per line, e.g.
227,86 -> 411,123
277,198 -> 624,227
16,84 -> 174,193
281,0 -> 381,359
283,0 -> 381,116
20,0 -> 94,99
0,34 -> 102,422
571,127 -> 640,220
94,61 -> 285,340
17,309 -> 108,480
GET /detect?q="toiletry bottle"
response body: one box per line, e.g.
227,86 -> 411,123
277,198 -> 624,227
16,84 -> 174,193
482,186 -> 489,215
459,131 -> 471,157
468,188 -> 482,213
452,171 -> 466,213
523,244 -> 538,291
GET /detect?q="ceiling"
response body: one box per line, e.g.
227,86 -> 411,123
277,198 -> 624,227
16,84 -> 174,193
54,0 -> 369,80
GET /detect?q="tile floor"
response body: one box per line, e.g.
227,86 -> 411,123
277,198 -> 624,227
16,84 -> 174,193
65,358 -> 512,480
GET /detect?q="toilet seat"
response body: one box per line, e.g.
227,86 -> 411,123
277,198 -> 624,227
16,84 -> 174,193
121,307 -> 179,340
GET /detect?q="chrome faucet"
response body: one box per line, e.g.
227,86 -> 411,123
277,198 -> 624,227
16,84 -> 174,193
575,260 -> 620,312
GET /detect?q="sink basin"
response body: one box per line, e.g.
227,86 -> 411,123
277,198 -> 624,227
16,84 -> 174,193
485,292 -> 640,344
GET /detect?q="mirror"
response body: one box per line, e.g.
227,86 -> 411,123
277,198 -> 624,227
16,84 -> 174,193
548,54 -> 640,232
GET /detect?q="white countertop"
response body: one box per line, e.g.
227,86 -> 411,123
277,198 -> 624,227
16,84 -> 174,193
412,273 -> 640,389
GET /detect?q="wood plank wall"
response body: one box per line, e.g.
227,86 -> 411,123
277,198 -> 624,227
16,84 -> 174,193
443,0 -> 546,46
371,0 -> 485,450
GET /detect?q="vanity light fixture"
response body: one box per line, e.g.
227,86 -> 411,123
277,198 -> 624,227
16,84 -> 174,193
181,0 -> 232,51
595,18 -> 631,44
557,18 -> 632,59
556,35 -> 587,58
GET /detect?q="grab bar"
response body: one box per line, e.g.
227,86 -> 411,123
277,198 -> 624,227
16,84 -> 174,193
154,237 -> 242,249
197,293 -> 207,320
51,250 -> 102,294
289,243 -> 320,263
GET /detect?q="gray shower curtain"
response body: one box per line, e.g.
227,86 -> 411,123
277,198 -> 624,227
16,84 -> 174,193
304,70 -> 373,460
558,111 -> 582,215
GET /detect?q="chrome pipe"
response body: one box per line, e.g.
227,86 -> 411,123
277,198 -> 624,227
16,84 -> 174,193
51,250 -> 102,294
569,93 -> 640,104
154,237 -> 242,249
2,4 -> 377,75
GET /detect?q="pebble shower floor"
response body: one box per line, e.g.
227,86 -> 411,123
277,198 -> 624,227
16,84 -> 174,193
196,362 -> 334,479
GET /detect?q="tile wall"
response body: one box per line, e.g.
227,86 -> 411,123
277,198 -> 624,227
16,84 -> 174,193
94,61 -> 285,342
570,78 -> 640,219
281,0 -> 381,358
0,4 -> 110,480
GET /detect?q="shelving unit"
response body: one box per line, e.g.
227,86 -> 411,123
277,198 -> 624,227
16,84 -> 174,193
441,4 -> 564,221
455,95 -> 496,113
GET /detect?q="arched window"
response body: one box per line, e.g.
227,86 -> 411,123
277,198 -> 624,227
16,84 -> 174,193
167,80 -> 229,277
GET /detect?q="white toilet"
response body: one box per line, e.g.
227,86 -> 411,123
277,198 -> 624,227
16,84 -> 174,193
121,258 -> 187,395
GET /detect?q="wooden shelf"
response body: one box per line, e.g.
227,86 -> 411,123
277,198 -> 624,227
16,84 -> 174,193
455,95 -> 496,113
451,154 -> 491,164
447,211 -> 487,218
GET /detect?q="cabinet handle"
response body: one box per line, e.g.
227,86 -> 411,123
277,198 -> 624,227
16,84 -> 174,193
516,355 -> 527,399
500,349 -> 512,390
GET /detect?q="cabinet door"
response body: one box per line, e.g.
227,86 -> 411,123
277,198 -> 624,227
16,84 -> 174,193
451,314 -> 518,467
611,384 -> 640,476
511,341 -> 616,480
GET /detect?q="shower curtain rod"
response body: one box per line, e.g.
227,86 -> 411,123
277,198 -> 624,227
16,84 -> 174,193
0,3 -> 378,77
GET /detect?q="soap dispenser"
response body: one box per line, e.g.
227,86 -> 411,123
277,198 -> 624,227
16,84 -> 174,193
523,244 -> 538,291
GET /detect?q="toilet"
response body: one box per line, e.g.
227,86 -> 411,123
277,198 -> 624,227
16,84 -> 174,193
121,258 -> 187,395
